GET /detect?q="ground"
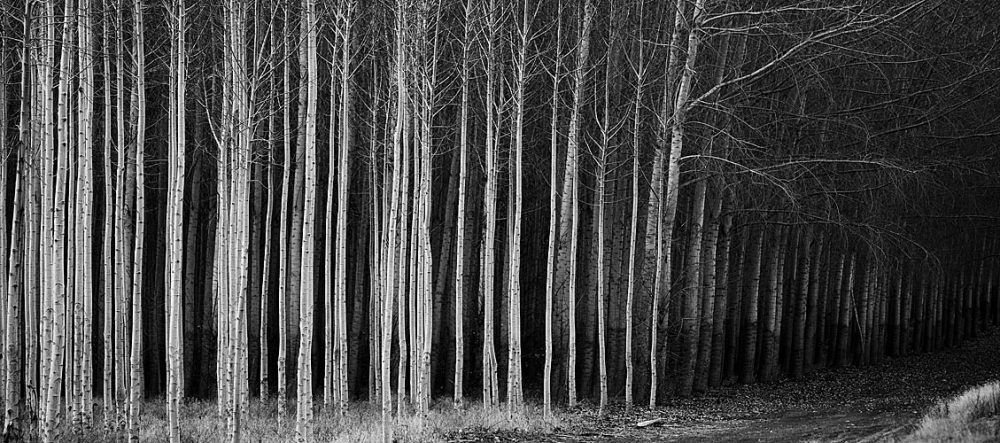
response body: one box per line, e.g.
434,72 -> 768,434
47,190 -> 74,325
119,328 -> 1000,442
450,327 -> 1000,442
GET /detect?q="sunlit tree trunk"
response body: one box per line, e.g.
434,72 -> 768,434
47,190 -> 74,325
507,0 -> 531,418
113,0 -> 130,423
22,5 -> 42,421
127,0 -> 146,438
665,0 -> 709,396
594,20 -> 613,411
481,0 -> 500,408
294,0 -> 318,438
623,0 -> 645,410
543,0 -> 563,418
558,0 -> 594,407
259,34 -> 277,398
165,1 -> 186,439
648,0 -> 684,405
336,2 -> 354,414
99,3 -> 116,428
323,41 -> 340,411
277,0 -> 293,422
4,144 -> 23,436
43,6 -> 74,438
454,0 -> 474,409
0,34 -> 8,426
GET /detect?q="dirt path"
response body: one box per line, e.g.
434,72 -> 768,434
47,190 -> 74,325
519,328 -> 1000,442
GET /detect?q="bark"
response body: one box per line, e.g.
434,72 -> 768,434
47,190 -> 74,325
166,2 -> 186,437
835,254 -> 855,367
454,0 -> 473,408
100,6 -> 116,428
762,226 -> 786,381
723,227 -> 746,382
643,0 -> 684,403
508,0 -> 530,416
740,228 -> 763,384
624,0 -> 645,408
804,232 -> 824,372
678,174 -> 707,397
277,0 -> 293,421
128,0 -> 146,438
555,0 -> 594,408
481,0 -> 501,408
694,192 -> 722,393
790,228 -> 813,378
295,0 -> 318,438
4,157 -> 23,435
708,213 -> 732,387
543,0 -> 562,417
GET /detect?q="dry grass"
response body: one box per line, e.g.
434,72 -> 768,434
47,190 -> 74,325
903,381 -> 1000,442
49,398 -> 557,442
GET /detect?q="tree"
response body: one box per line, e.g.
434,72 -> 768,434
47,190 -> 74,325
543,0 -> 563,418
454,0 -> 474,409
128,0 -> 147,439
295,0 -> 319,438
481,0 -> 500,408
165,0 -> 187,439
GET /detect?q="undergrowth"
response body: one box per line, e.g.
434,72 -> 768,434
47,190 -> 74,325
43,398 -> 558,442
903,381 -> 1000,442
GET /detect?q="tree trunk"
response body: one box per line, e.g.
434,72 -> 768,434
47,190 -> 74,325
708,213 -> 731,387
295,0 -> 318,438
804,231 -> 824,373
128,0 -> 146,437
542,1 -> 564,417
454,0 -> 473,409
554,0 -> 594,408
835,254 -> 855,367
740,228 -> 763,384
694,192 -> 722,393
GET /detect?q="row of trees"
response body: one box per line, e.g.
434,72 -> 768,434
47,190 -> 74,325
0,0 -> 998,441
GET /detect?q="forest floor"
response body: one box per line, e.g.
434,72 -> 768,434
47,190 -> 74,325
125,328 -> 1000,442
471,326 -> 1000,443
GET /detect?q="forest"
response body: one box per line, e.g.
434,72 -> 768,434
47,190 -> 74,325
0,0 -> 999,441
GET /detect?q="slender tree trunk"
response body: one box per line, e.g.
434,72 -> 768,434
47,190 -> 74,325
295,0 -> 318,438
166,2 -> 186,439
4,154 -> 23,435
762,226 -> 785,381
723,227 -> 746,382
804,232 -> 824,372
693,186 -> 721,393
740,228 -> 763,384
100,6 -> 116,428
481,0 -> 501,409
277,0 -> 293,422
835,254 -> 855,367
543,1 -> 563,417
338,3 -> 355,414
454,0 -> 473,409
708,213 -> 731,387
127,0 -> 146,438
623,0 -> 645,409
507,0 -> 531,417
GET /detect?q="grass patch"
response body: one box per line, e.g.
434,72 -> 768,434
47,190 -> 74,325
903,381 -> 1000,442
47,398 -> 559,442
